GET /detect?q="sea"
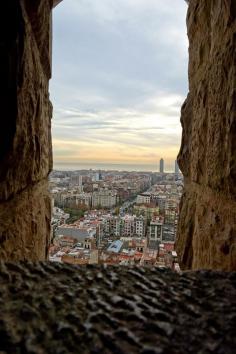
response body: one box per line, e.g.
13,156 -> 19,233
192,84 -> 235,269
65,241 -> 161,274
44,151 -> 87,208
53,162 -> 175,173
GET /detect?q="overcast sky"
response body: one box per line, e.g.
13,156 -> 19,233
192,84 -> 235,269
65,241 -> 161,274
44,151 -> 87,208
50,0 -> 188,168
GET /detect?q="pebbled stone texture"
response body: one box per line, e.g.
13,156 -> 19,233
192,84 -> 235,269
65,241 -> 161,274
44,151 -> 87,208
0,263 -> 235,354
177,0 -> 236,270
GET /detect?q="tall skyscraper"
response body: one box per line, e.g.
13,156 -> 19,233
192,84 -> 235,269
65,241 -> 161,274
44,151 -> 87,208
160,158 -> 164,173
79,175 -> 83,187
175,160 -> 179,174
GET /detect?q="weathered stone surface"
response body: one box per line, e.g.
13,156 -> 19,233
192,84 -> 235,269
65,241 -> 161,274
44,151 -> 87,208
0,1 -> 52,259
177,0 -> 236,270
0,0 -> 52,200
0,180 -> 51,261
0,263 -> 235,353
53,0 -> 63,8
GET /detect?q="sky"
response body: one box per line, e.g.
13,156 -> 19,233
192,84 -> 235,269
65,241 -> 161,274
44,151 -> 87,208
50,0 -> 188,170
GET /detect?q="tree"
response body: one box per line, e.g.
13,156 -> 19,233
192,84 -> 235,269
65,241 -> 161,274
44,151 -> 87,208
64,208 -> 85,224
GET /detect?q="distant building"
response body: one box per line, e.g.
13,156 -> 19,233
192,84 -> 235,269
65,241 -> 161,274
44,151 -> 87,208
156,196 -> 166,212
79,175 -> 83,189
56,225 -> 96,242
75,193 -> 92,208
109,216 -> 121,236
107,240 -> 123,253
83,237 -> 96,250
70,175 -> 83,191
160,158 -> 164,173
122,215 -> 135,237
149,218 -> 163,242
93,172 -> 102,182
92,189 -> 117,208
175,160 -> 179,174
51,206 -> 70,226
134,217 -> 146,237
162,224 -> 175,242
164,208 -> 176,224
136,193 -> 151,204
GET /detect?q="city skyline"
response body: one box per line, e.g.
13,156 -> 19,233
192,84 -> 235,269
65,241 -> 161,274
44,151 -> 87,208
54,157 -> 180,173
53,160 -> 180,174
51,0 -> 188,167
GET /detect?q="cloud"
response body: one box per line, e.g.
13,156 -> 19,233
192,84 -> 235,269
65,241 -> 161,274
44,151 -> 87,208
51,0 -> 188,166
52,94 -> 183,164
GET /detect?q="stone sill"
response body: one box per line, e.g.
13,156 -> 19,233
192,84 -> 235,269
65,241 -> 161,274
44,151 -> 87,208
0,263 -> 235,353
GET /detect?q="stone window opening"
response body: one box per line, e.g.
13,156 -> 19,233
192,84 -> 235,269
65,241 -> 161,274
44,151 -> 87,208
0,2 -> 236,352
0,0 -> 235,271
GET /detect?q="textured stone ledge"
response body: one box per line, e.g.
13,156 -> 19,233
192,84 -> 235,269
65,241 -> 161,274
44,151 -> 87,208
0,263 -> 235,353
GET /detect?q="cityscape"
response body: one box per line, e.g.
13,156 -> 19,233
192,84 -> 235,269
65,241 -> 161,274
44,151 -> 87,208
1,1 -> 235,353
49,0 -> 186,272
49,159 -> 182,271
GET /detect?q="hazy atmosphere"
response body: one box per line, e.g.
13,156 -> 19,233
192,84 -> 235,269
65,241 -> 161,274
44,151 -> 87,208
50,0 -> 188,171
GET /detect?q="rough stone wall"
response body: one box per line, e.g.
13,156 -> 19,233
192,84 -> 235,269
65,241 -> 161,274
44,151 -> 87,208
177,0 -> 236,270
0,1 -> 53,260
